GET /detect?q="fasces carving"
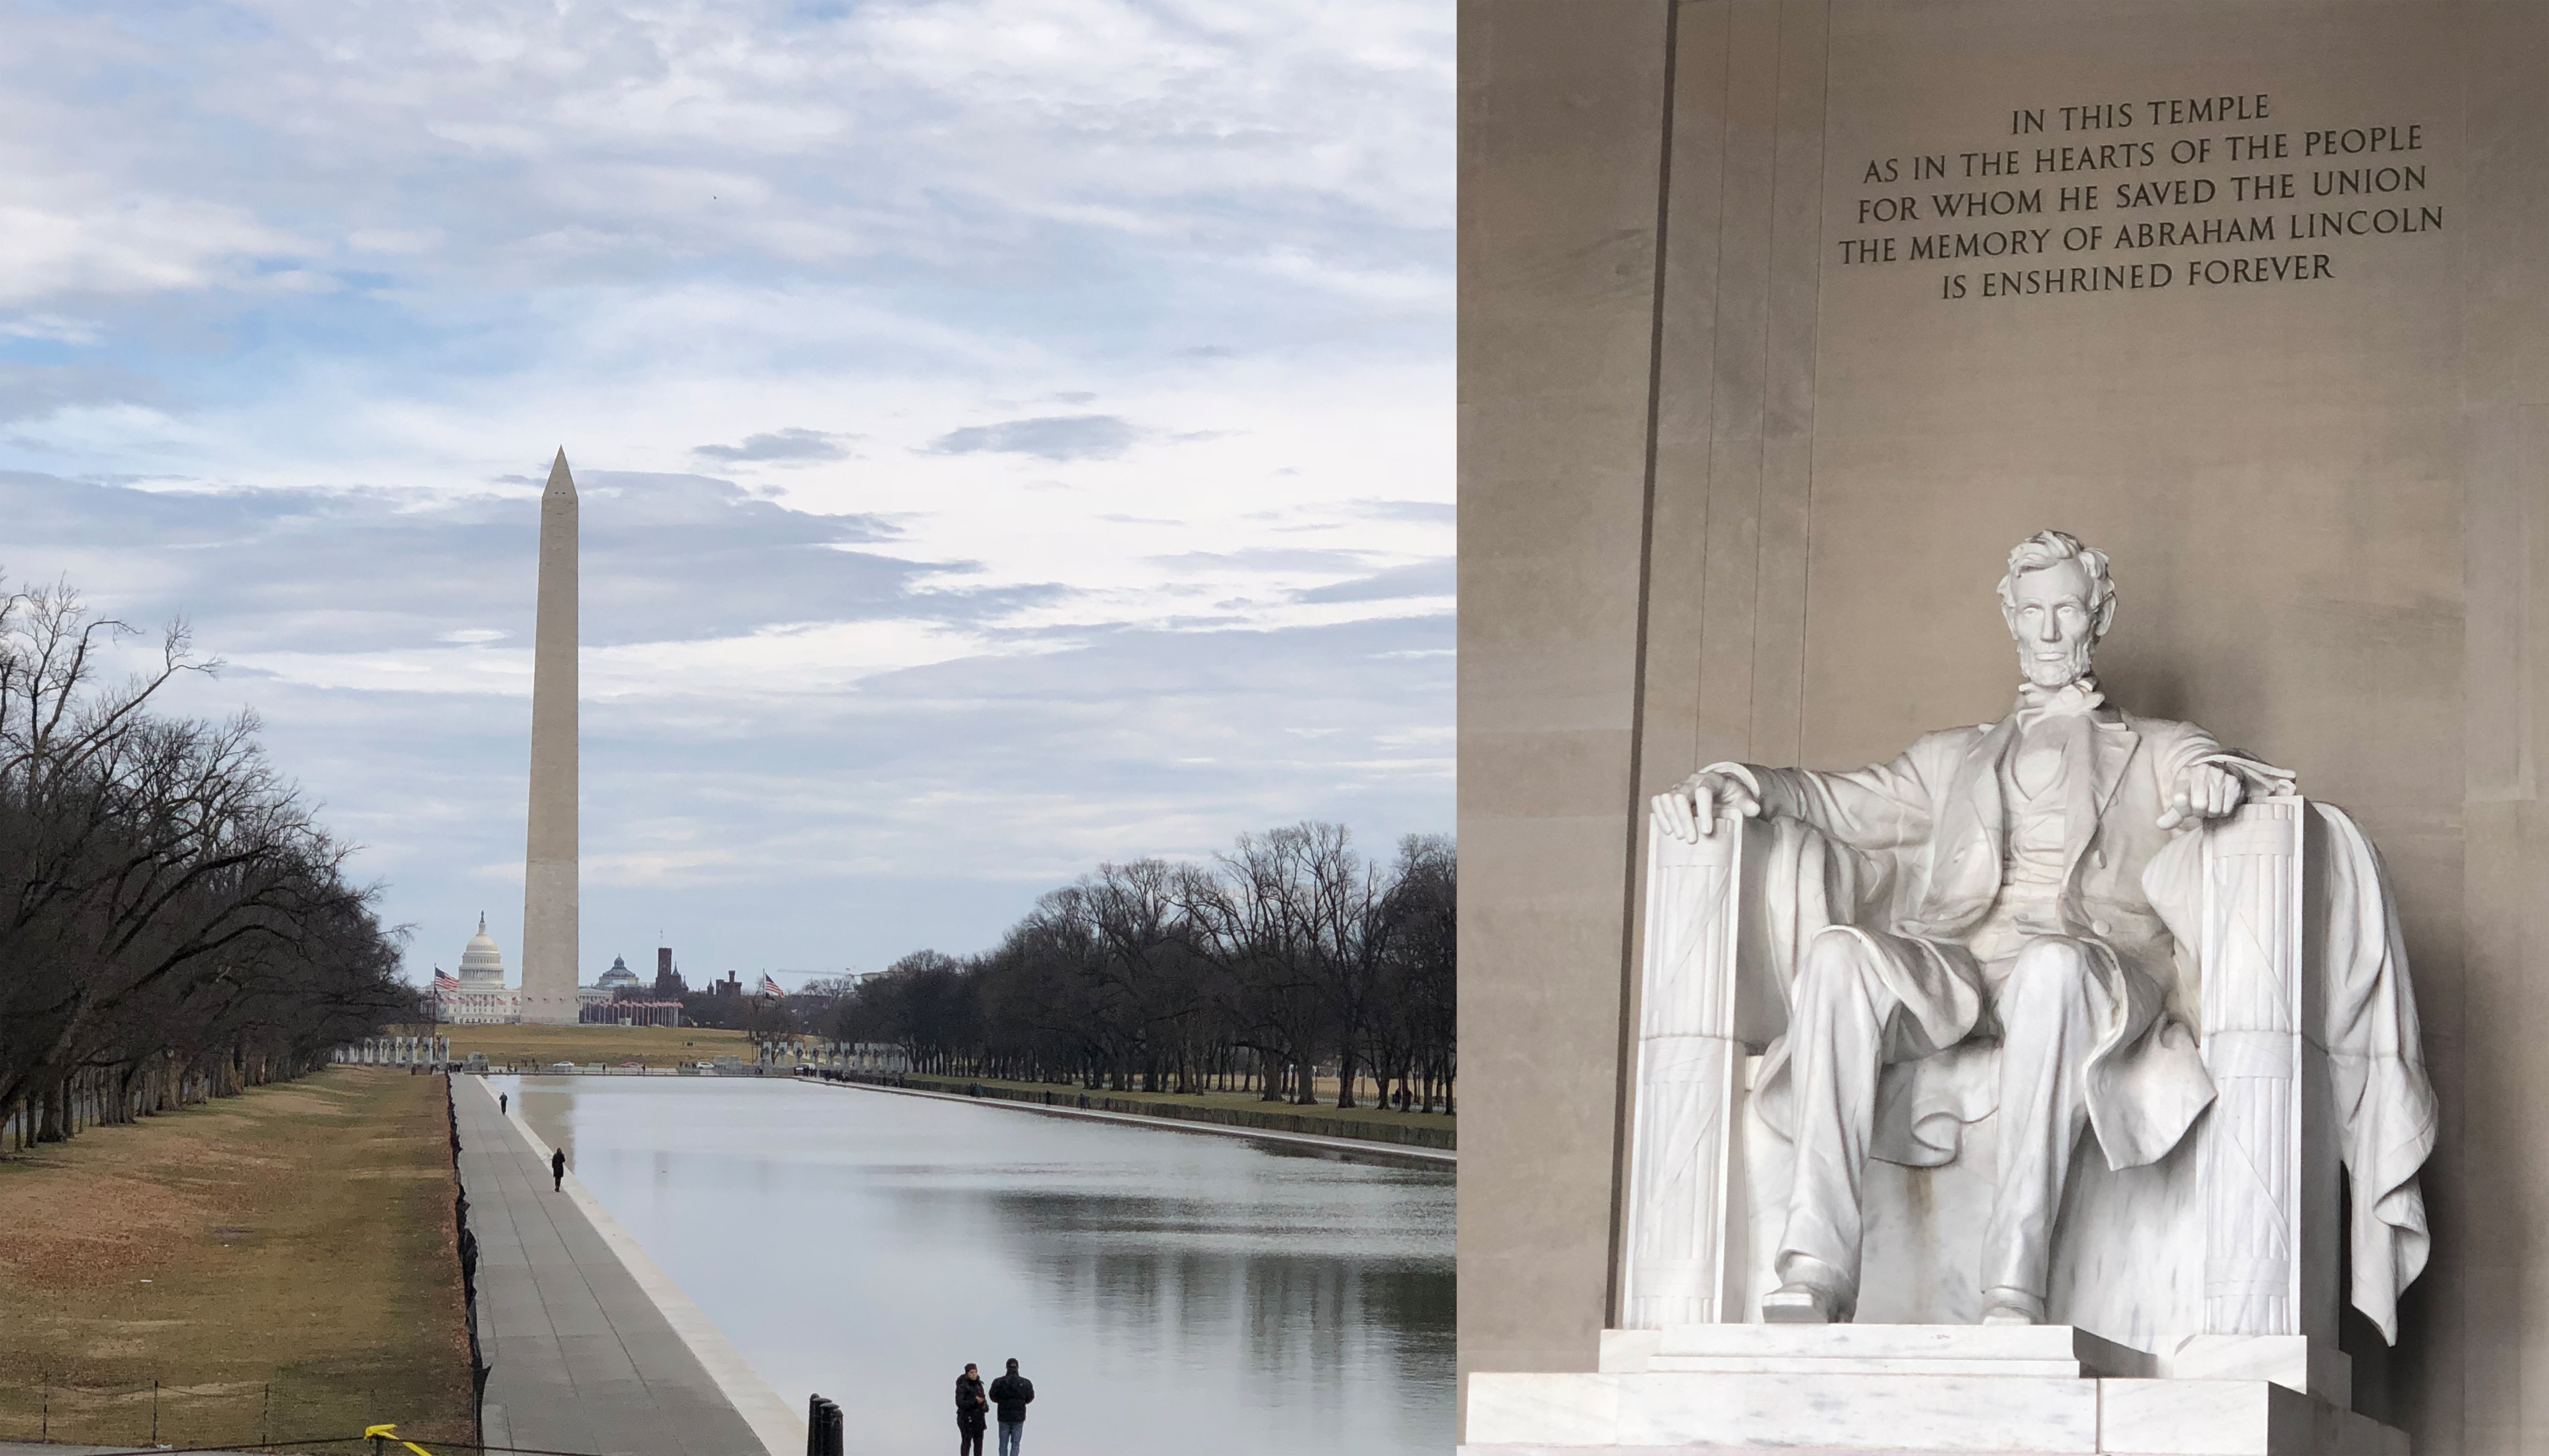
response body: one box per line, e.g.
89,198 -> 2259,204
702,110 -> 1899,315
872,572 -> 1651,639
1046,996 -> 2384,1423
2197,798 -> 2306,1337
1622,814 -> 1746,1329
1628,532 -> 2433,1371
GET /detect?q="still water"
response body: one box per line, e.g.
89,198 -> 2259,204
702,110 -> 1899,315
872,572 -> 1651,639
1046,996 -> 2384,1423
488,1076 -> 1453,1455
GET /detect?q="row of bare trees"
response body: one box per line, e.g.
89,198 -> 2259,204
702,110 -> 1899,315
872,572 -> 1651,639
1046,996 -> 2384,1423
803,824 -> 1455,1112
0,579 -> 410,1148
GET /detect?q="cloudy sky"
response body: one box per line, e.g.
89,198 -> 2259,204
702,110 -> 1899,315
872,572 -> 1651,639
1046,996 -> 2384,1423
0,1 -> 1452,987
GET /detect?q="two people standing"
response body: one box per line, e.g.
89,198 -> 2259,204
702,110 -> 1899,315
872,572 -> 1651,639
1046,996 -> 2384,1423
953,1358 -> 1034,1455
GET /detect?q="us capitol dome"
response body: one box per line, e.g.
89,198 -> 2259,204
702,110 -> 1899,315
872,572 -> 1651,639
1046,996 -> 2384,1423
436,914 -> 523,1024
433,920 -> 669,1026
458,915 -> 508,985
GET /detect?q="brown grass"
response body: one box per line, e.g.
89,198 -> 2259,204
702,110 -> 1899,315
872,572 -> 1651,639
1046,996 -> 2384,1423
416,1021 -> 753,1070
0,1067 -> 476,1452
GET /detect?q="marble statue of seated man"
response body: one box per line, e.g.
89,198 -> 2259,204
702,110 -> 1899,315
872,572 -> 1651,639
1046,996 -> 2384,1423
1652,530 -> 2284,1329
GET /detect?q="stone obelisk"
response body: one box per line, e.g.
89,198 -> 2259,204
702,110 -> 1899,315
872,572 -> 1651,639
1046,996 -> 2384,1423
519,449 -> 580,1024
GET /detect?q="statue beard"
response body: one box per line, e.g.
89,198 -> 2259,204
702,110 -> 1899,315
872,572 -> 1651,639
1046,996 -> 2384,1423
2015,637 -> 2095,689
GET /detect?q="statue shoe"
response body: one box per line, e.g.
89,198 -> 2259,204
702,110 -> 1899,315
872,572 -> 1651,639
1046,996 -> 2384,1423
1762,1257 -> 1853,1323
1978,1287 -> 2046,1326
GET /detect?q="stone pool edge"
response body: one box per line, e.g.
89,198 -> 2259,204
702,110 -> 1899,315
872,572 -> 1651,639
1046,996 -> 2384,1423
493,1080 -> 810,1456
812,1074 -> 1458,1168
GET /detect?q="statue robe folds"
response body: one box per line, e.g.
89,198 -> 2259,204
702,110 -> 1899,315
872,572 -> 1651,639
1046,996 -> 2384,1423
1718,706 -> 2435,1340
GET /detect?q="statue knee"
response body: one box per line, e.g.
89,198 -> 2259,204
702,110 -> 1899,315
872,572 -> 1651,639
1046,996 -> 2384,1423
1798,926 -> 1879,1004
2005,936 -> 2095,1004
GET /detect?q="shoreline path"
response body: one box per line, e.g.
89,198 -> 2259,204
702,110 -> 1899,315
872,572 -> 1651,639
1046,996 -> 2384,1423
452,1075 -> 800,1456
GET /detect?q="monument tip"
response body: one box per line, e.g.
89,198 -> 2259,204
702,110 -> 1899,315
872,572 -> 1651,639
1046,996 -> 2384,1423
545,447 -> 576,495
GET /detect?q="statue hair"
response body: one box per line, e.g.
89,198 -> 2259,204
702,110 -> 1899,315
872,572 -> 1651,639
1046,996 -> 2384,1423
1997,529 -> 2117,636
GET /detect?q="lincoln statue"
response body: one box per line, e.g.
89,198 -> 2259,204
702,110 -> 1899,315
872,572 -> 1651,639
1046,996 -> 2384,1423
1652,530 -> 2326,1329
1473,529 -> 2439,1447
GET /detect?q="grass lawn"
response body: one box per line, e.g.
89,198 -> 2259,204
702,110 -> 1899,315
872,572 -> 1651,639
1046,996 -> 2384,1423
899,1071 -> 1457,1134
419,1022 -> 753,1069
0,1067 -> 476,1452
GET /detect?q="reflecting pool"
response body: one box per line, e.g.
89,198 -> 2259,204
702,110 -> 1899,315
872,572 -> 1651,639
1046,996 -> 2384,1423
488,1075 -> 1453,1456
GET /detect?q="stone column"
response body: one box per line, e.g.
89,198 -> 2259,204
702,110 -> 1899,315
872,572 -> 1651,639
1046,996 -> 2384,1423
1621,809 -> 1750,1329
519,450 -> 581,1025
2193,796 -> 2339,1361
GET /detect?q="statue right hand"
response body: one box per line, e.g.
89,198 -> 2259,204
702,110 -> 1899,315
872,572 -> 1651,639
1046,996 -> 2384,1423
1653,770 -> 1762,844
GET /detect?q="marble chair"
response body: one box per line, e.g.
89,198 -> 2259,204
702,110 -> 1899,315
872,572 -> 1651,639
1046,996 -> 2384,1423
1615,792 -> 2428,1403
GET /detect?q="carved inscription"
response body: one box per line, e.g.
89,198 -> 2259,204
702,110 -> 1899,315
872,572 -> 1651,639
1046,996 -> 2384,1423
1835,93 -> 2443,302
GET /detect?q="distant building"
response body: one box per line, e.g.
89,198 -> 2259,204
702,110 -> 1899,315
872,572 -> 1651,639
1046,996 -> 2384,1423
597,955 -> 642,992
581,999 -> 681,1028
436,915 -> 522,1024
426,927 -> 679,1025
565,953 -> 642,1012
653,946 -> 685,998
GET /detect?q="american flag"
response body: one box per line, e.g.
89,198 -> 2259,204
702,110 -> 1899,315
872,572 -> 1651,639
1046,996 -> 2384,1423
757,974 -> 786,998
433,970 -> 460,992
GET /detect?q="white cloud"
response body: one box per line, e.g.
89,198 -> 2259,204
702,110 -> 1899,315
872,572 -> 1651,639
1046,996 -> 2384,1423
0,199 -> 304,304
0,0 -> 1452,980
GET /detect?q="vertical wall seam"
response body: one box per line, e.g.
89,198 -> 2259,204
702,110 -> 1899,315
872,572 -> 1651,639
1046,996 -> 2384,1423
1695,0 -> 1740,754
2522,448 -> 2537,801
1606,0 -> 1684,1327
1744,0 -> 1784,757
1792,0 -> 1831,759
1692,0 -> 1749,765
1694,0 -> 1735,726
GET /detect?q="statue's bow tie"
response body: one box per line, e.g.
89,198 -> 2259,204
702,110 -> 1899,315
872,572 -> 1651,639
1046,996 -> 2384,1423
2015,678 -> 2104,719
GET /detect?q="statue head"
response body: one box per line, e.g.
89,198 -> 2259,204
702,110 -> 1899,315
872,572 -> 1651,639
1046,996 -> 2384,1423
1996,530 -> 2115,689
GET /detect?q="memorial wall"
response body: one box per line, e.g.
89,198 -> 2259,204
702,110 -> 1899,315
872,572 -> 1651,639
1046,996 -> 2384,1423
1458,2 -> 2548,1449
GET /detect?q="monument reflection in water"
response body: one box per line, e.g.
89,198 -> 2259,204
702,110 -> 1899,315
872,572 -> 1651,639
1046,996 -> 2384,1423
491,1075 -> 1452,1454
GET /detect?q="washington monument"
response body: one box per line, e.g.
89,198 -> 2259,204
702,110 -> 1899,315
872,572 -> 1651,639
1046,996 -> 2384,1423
519,449 -> 579,1024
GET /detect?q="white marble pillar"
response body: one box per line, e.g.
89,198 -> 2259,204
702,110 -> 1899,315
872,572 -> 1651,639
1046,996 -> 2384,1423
2193,795 -> 2341,1374
2197,797 -> 2304,1334
519,450 -> 581,1025
1621,810 -> 1749,1328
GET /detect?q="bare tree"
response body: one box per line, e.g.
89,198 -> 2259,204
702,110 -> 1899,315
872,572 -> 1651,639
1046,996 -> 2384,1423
0,577 -> 407,1145
1377,834 -> 1456,1112
817,821 -> 1456,1116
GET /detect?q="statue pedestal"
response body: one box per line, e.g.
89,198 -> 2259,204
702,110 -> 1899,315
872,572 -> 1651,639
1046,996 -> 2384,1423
1461,1326 -> 2406,1454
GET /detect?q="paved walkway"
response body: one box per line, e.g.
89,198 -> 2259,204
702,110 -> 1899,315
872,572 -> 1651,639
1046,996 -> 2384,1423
453,1075 -> 798,1456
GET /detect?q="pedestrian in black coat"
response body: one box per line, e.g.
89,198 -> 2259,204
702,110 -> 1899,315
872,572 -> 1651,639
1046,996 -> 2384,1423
551,1147 -> 566,1191
954,1364 -> 989,1456
988,1359 -> 1034,1456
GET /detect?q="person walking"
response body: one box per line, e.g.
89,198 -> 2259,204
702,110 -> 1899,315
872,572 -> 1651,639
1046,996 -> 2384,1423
499,1092 -> 508,1115
988,1358 -> 1033,1456
953,1363 -> 989,1456
551,1147 -> 567,1191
